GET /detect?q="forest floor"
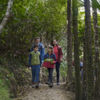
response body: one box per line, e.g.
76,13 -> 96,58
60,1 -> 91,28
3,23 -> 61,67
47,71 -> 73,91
15,83 -> 75,100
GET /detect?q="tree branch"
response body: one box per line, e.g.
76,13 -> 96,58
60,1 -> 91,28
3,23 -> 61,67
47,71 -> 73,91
0,0 -> 14,34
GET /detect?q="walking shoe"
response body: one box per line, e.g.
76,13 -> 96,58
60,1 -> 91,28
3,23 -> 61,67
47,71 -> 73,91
49,83 -> 53,88
32,84 -> 35,88
35,83 -> 39,88
57,82 -> 60,86
45,81 -> 50,85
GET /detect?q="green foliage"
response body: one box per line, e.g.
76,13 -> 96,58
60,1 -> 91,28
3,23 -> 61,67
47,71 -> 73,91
0,0 -> 8,20
0,79 -> 11,100
0,0 -> 67,59
92,0 -> 100,9
59,37 -> 67,80
0,0 -> 100,99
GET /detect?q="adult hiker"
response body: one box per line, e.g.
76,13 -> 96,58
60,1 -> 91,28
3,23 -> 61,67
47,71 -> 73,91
80,58 -> 83,81
30,37 -> 45,65
53,40 -> 63,85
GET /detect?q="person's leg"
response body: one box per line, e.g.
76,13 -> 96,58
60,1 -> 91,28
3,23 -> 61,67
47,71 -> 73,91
49,68 -> 53,83
31,66 -> 36,88
49,68 -> 53,87
35,65 -> 40,88
56,62 -> 60,84
48,68 -> 50,84
31,66 -> 35,83
81,68 -> 83,81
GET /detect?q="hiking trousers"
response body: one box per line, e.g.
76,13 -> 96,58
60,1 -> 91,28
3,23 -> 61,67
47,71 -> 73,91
56,62 -> 60,83
31,65 -> 40,83
48,68 -> 54,83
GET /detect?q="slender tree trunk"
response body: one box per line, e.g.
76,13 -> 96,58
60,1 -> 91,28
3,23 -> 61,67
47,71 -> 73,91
92,8 -> 100,99
84,0 -> 94,100
0,0 -> 14,34
72,0 -> 81,100
66,0 -> 73,83
82,38 -> 88,100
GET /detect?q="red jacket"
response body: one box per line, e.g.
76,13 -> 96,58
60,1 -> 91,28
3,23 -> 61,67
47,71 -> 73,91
42,61 -> 56,68
42,53 -> 56,68
53,45 -> 63,63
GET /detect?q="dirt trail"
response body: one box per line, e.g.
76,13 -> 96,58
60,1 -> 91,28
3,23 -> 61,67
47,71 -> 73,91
15,83 -> 74,100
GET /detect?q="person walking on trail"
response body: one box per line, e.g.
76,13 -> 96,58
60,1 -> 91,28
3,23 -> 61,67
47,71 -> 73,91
80,58 -> 83,81
28,45 -> 40,88
30,37 -> 45,65
42,45 -> 56,88
53,40 -> 63,85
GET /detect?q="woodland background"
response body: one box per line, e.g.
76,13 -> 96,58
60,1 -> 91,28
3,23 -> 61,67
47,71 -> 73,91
0,0 -> 100,100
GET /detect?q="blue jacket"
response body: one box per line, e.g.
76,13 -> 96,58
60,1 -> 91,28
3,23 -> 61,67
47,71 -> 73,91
30,42 -> 45,65
44,53 -> 56,61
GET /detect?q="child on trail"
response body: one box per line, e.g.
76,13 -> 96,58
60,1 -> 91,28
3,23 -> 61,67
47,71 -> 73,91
28,45 -> 40,88
42,45 -> 56,88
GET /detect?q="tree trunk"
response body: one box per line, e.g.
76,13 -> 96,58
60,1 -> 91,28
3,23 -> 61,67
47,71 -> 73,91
72,0 -> 81,100
84,0 -> 94,100
92,8 -> 100,99
66,0 -> 73,84
82,38 -> 88,100
0,0 -> 14,34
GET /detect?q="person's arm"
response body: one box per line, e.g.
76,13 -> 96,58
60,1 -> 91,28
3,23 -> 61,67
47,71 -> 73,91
51,54 -> 56,64
40,44 -> 45,65
41,44 -> 45,62
59,47 -> 63,62
44,54 -> 48,61
54,54 -> 56,61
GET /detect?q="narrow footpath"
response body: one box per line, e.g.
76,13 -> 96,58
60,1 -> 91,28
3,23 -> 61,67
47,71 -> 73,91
15,83 -> 75,100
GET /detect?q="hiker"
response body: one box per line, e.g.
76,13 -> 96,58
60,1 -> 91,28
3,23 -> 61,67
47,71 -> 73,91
52,40 -> 63,85
30,37 -> 45,65
42,45 -> 56,87
28,45 -> 41,88
80,59 -> 83,81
